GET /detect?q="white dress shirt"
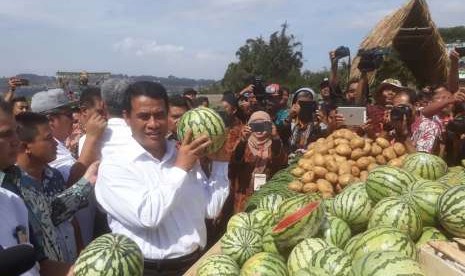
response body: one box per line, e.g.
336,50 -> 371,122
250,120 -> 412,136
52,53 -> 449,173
0,187 -> 40,276
49,138 -> 75,182
95,138 -> 229,259
78,118 -> 132,159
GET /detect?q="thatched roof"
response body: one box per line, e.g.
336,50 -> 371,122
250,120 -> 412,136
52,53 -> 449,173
350,0 -> 448,86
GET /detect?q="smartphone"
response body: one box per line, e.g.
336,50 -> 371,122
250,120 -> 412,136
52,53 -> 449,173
456,47 -> 465,57
249,121 -> 272,133
337,106 -> 367,126
298,101 -> 317,122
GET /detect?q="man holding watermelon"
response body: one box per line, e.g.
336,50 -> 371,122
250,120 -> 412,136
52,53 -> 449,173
95,81 -> 229,275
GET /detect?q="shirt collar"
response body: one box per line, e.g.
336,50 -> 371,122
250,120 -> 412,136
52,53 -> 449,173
108,118 -> 128,126
125,137 -> 177,164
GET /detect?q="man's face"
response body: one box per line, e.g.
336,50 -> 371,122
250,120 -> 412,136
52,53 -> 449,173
0,112 -> 19,170
280,91 -> 290,106
221,101 -> 236,117
23,124 -> 58,164
13,101 -> 29,115
433,87 -> 453,114
168,106 -> 187,135
80,99 -> 106,126
346,83 -> 358,102
321,86 -> 331,98
184,94 -> 196,100
393,93 -> 411,107
125,96 -> 168,153
381,88 -> 396,105
48,110 -> 74,140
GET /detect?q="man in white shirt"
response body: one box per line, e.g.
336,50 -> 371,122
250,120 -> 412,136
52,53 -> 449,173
95,81 -> 229,275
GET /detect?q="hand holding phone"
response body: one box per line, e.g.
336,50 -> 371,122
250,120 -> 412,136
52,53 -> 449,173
249,121 -> 272,133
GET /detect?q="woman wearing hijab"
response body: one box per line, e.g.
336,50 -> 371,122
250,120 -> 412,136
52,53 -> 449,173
229,111 -> 287,213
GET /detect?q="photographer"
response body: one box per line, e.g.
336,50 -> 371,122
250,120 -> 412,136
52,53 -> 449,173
329,48 -> 359,107
444,95 -> 465,166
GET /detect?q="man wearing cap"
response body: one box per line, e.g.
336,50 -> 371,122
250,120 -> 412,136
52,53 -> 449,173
31,88 -> 106,186
366,79 -> 403,138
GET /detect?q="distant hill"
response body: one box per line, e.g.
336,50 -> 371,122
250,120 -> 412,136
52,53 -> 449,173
0,73 -> 216,98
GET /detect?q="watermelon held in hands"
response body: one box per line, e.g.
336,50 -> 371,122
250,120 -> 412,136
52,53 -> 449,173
196,254 -> 240,276
240,252 -> 287,276
73,233 -> 143,276
350,250 -> 425,276
177,107 -> 226,154
272,200 -> 324,255
437,185 -> 465,238
402,152 -> 448,180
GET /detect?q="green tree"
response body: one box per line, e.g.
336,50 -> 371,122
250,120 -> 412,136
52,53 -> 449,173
222,23 -> 304,92
439,26 -> 465,44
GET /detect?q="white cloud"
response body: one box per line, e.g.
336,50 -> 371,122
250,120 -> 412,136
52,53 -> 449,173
113,37 -> 184,56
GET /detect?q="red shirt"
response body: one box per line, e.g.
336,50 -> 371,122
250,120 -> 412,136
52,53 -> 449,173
367,104 -> 386,135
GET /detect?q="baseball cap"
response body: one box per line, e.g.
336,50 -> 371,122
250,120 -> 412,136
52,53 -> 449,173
378,79 -> 404,90
31,88 -> 75,114
265,84 -> 281,94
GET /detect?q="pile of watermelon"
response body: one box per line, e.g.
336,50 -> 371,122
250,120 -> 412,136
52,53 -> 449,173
198,152 -> 465,276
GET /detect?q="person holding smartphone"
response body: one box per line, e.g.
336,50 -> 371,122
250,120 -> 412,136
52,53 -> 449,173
228,111 -> 287,213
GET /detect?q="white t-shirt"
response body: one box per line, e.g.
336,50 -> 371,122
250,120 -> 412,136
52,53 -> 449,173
0,187 -> 40,276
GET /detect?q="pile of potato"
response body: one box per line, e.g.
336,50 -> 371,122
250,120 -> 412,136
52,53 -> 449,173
288,129 -> 407,198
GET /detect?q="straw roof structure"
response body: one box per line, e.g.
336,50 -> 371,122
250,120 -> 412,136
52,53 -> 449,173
350,0 -> 449,86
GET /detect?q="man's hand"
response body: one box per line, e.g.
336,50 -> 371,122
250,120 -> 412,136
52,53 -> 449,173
175,130 -> 212,172
8,77 -> 22,92
83,161 -> 100,186
240,125 -> 252,142
289,104 -> 299,119
85,113 -> 107,139
239,85 -> 254,96
450,49 -> 460,64
453,89 -> 465,103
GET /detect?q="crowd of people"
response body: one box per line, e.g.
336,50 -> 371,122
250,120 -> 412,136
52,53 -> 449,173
0,47 -> 464,276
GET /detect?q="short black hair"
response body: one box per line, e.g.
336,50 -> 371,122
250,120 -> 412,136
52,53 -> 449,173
432,84 -> 449,94
12,97 -> 28,104
15,112 -> 49,143
168,95 -> 190,110
123,81 -> 168,113
192,96 -> 209,107
80,86 -> 102,108
183,88 -> 197,96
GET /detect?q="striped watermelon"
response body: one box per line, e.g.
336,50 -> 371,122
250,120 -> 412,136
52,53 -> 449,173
323,198 -> 335,215
319,215 -> 352,248
416,227 -> 448,248
402,152 -> 447,180
261,228 -> 279,254
74,233 -> 143,276
177,107 -> 226,154
221,228 -> 263,266
227,212 -> 256,233
249,208 -> 275,231
196,254 -> 240,276
368,197 -> 423,241
272,200 -> 324,255
310,246 -> 352,276
438,170 -> 465,186
294,267 -> 330,276
240,252 -> 287,276
350,250 -> 425,276
287,238 -> 328,275
256,193 -> 285,214
344,233 -> 363,256
351,226 -> 417,261
365,166 -> 416,203
405,180 -> 448,226
277,194 -> 321,219
332,182 -> 373,233
437,185 -> 465,238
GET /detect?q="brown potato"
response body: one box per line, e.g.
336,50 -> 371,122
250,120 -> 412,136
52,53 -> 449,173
376,155 -> 387,165
342,130 -> 356,141
399,154 -> 408,161
356,157 -> 371,170
325,172 -> 339,185
336,144 -> 351,156
291,167 -> 305,177
313,153 -> 326,167
325,160 -> 338,173
339,174 -> 355,187
324,155 -> 335,163
326,139 -> 335,149
388,158 -> 404,168
365,138 -> 374,144
302,182 -> 318,193
351,165 -> 361,177
376,137 -> 390,149
315,145 -> 329,155
367,163 -> 378,171
298,158 -> 307,168
334,138 -> 350,146
382,147 -> 397,161
313,166 -> 329,178
362,142 -> 372,155
350,137 -> 365,149
360,171 -> 369,181
316,138 -> 326,144
371,144 -> 383,156
351,148 -> 365,160
301,171 -> 315,183
332,129 -> 344,139
302,160 -> 314,171
393,142 -> 406,156
328,149 -> 336,155
288,180 -> 303,192
347,160 -> 356,166
333,155 -> 347,163
321,192 -> 334,199
303,149 -> 315,158
317,179 -> 333,193
338,162 -> 352,175
367,156 -> 376,164
307,143 -> 316,150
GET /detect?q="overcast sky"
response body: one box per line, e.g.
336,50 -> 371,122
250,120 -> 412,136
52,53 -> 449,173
0,0 -> 463,79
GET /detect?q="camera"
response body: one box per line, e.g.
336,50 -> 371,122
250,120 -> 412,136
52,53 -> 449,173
253,76 -> 266,100
447,115 -> 465,135
298,100 -> 318,122
334,46 -> 350,59
390,104 -> 413,121
357,47 -> 390,72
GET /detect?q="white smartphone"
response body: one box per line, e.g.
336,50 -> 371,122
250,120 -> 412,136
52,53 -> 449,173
336,107 -> 367,126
